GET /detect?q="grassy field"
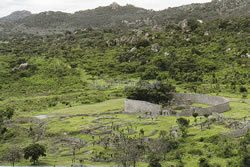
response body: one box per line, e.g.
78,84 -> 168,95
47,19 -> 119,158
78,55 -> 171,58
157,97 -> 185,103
0,93 -> 249,166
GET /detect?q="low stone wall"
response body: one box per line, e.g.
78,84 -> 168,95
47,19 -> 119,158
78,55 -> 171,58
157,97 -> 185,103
124,93 -> 230,117
124,99 -> 162,116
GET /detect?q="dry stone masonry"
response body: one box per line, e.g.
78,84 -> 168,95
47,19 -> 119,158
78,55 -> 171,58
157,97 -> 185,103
125,99 -> 162,116
173,93 -> 231,116
124,93 -> 231,117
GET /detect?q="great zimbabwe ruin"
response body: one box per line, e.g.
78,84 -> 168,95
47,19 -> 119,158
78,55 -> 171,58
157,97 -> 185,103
124,93 -> 231,117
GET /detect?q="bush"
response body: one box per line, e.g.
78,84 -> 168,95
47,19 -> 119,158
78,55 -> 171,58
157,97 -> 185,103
242,154 -> 250,167
125,80 -> 175,104
141,68 -> 158,80
188,149 -> 203,156
136,39 -> 150,48
199,157 -> 210,167
48,101 -> 57,107
240,86 -> 248,93
148,154 -> 162,167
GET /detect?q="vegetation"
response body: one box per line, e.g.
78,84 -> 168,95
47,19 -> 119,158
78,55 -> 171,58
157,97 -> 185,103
176,118 -> 190,137
0,107 -> 14,138
126,81 -> 175,104
2,146 -> 22,167
0,1 -> 249,166
23,144 -> 46,165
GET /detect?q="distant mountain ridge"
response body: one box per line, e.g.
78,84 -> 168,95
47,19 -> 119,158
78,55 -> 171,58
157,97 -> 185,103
0,0 -> 249,35
0,10 -> 32,22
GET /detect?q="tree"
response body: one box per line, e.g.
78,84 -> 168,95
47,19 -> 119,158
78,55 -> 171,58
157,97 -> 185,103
177,118 -> 190,127
239,86 -> 248,94
68,139 -> 85,166
28,122 -> 47,142
203,114 -> 211,129
176,118 -> 190,137
24,143 -> 46,165
3,146 -> 22,167
0,107 -> 14,137
192,112 -> 199,125
126,81 -> 175,105
111,131 -> 144,167
239,86 -> 248,101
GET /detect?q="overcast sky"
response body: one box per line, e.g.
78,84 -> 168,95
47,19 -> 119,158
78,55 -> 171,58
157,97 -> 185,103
0,0 -> 212,17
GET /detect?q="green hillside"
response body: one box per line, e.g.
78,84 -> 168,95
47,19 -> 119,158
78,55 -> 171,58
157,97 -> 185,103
0,9 -> 249,167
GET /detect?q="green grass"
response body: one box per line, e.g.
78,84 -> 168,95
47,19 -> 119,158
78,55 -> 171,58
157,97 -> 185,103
224,98 -> 250,119
38,98 -> 124,116
1,95 -> 249,166
192,103 -> 210,108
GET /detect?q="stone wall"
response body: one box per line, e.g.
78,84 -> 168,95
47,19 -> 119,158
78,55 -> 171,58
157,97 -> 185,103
124,93 -> 230,117
173,93 -> 230,116
124,99 -> 162,115
173,93 -> 228,105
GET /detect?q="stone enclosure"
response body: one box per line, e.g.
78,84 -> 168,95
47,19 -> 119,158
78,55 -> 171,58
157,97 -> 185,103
124,93 -> 231,117
125,99 -> 162,116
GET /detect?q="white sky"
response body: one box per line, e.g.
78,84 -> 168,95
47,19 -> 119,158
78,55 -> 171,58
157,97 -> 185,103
0,0 -> 212,17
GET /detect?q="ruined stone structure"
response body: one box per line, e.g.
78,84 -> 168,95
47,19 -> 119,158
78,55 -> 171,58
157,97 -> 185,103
124,99 -> 162,116
173,93 -> 231,116
124,93 -> 231,117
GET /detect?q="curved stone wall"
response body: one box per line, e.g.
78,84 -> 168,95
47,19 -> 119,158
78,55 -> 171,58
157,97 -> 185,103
124,93 -> 231,116
124,99 -> 162,116
173,93 -> 230,116
173,93 -> 229,106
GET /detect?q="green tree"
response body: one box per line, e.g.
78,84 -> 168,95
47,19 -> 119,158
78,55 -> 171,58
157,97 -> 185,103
240,86 -> 248,101
126,81 -> 175,105
176,118 -> 190,137
24,143 -> 46,165
192,112 -> 199,125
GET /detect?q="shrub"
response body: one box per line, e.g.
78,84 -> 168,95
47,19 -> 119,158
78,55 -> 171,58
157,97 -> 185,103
125,80 -> 175,104
240,86 -> 248,93
188,149 -> 203,156
199,157 -> 210,167
136,39 -> 150,48
141,68 -> 158,80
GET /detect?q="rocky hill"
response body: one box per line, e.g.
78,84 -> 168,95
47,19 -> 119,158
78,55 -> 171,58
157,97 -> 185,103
0,0 -> 249,35
0,10 -> 32,22
155,0 -> 249,23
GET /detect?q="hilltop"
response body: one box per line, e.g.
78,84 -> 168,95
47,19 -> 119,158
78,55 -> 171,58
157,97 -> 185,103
0,0 -> 249,35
